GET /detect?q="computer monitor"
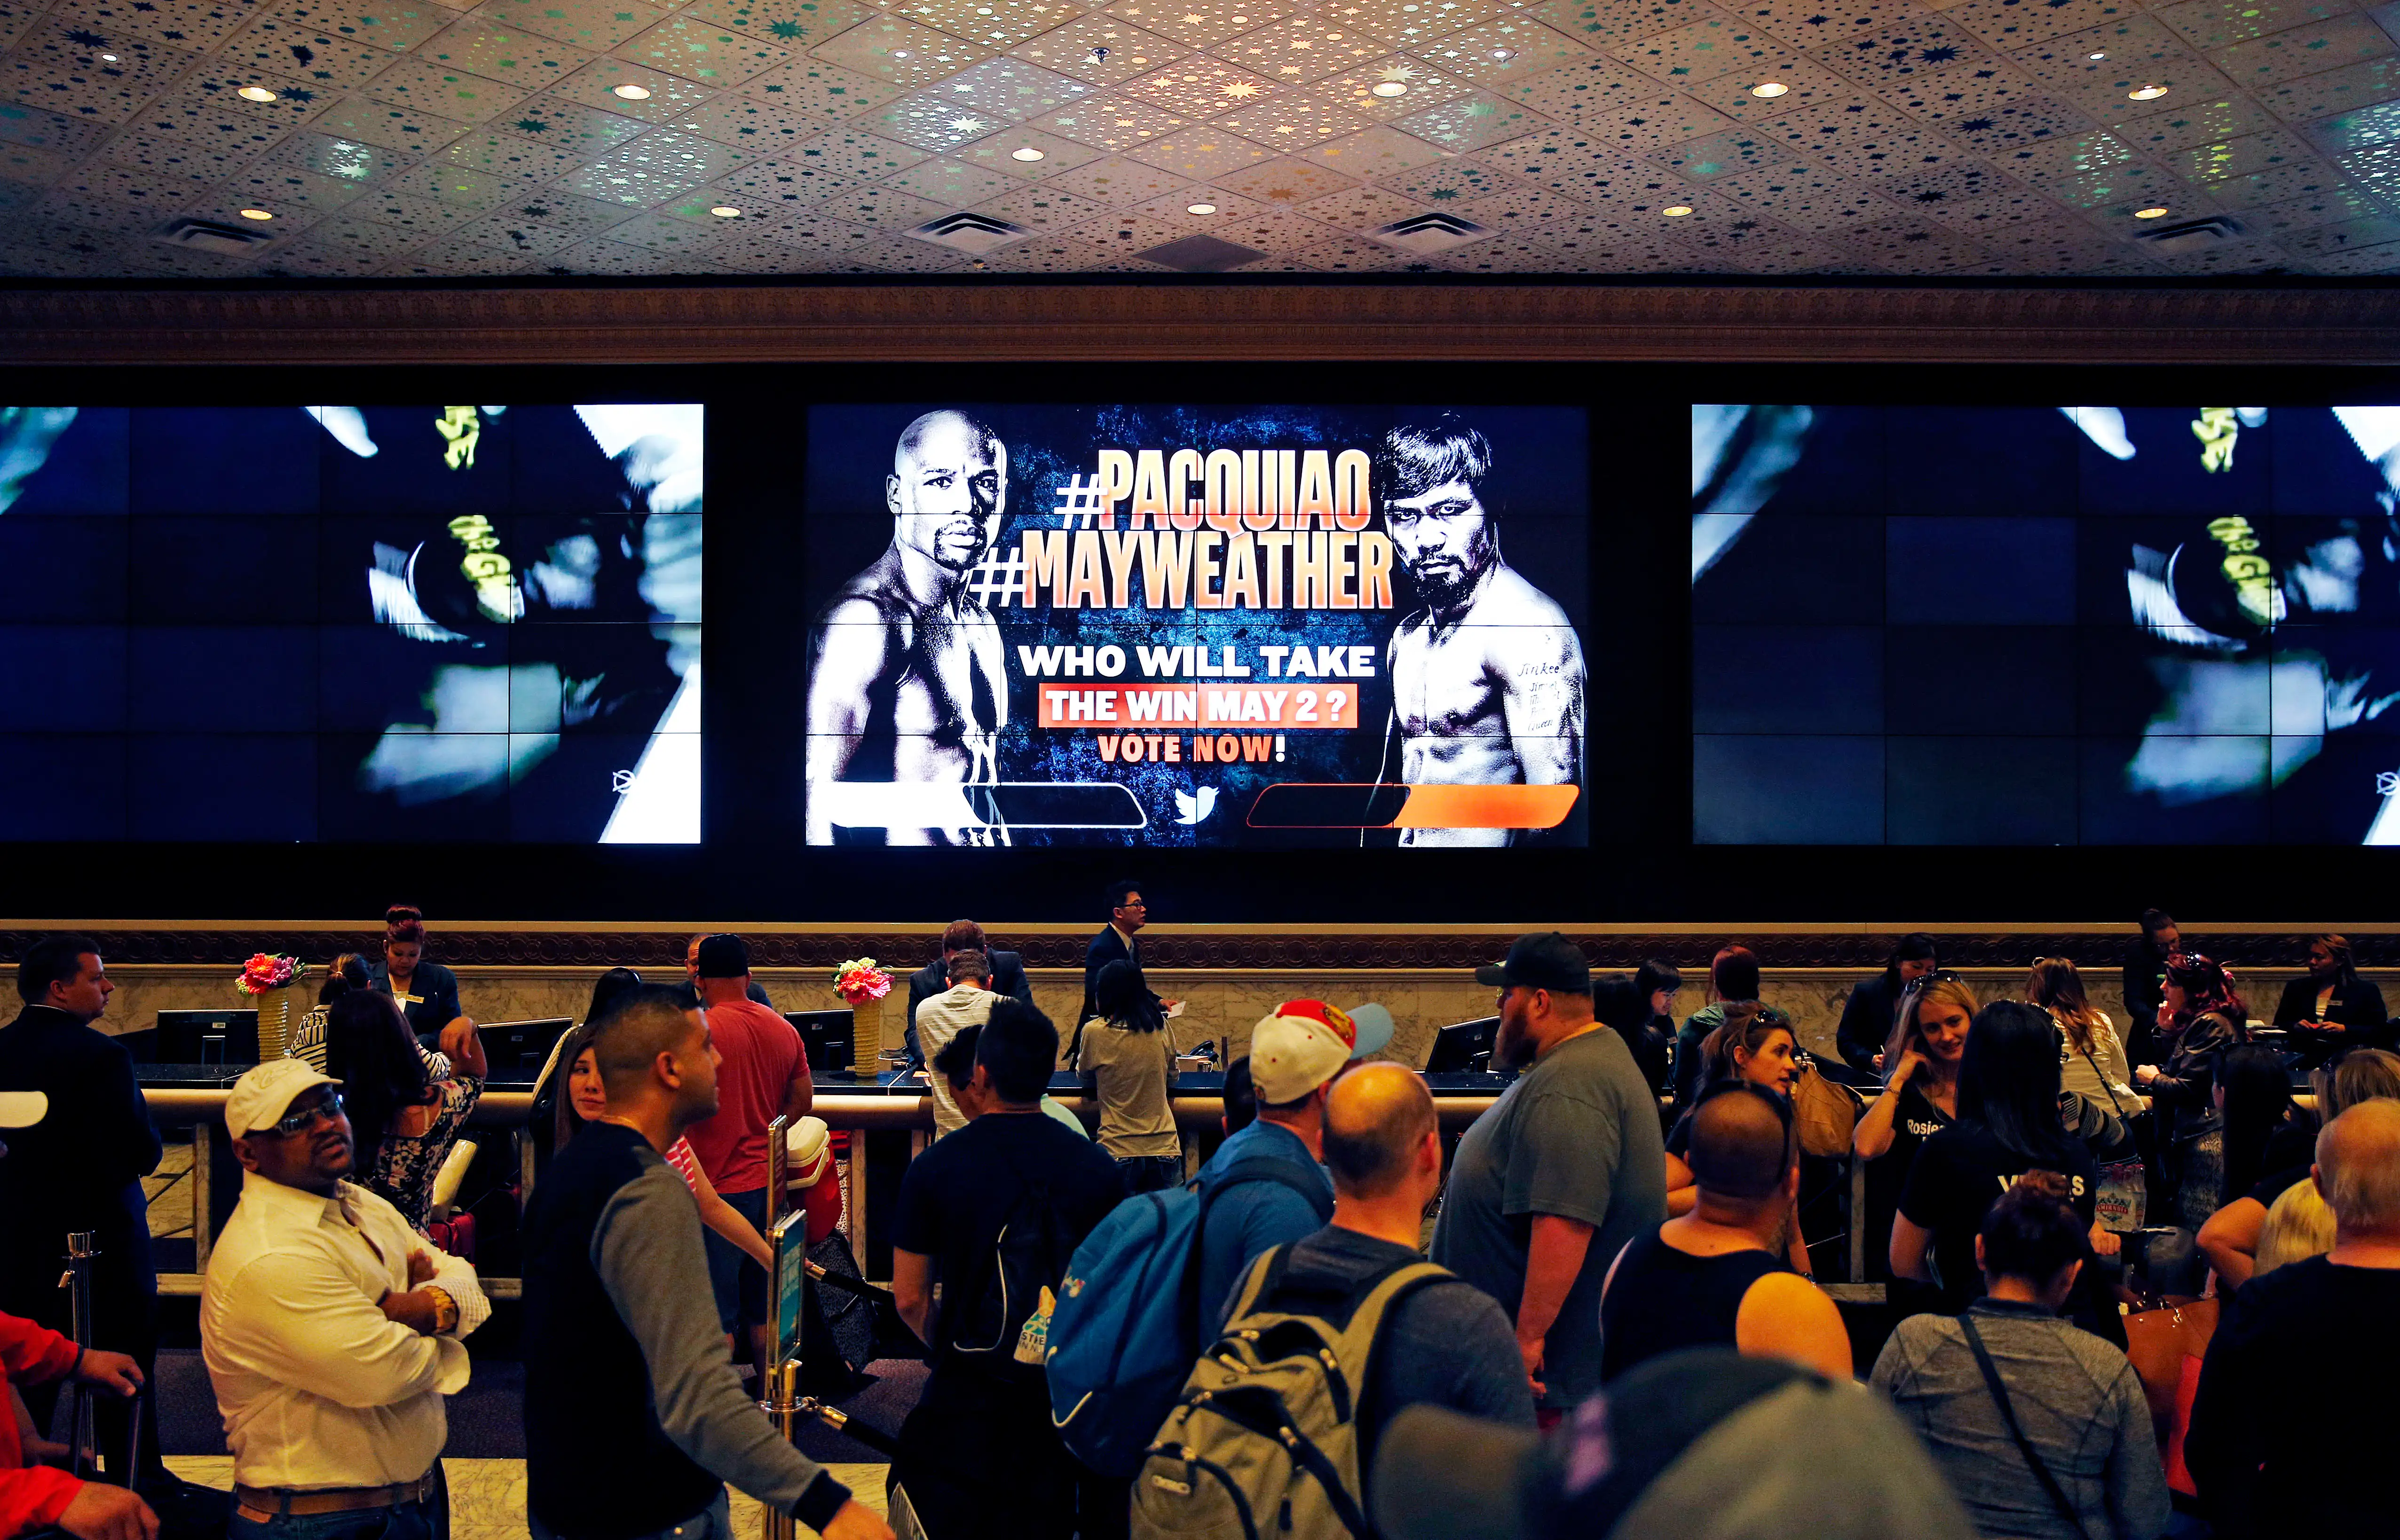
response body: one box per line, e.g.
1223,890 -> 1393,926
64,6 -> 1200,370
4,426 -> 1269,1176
482,1018 -> 575,1075
155,1009 -> 261,1065
785,1011 -> 856,1075
1423,1015 -> 1500,1074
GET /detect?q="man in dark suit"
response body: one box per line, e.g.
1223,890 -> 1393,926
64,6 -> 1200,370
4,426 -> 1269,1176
1081,880 -> 1169,1032
907,921 -> 1033,1059
0,935 -> 164,1485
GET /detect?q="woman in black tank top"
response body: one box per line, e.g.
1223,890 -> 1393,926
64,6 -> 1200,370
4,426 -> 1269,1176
1599,1230 -> 1789,1382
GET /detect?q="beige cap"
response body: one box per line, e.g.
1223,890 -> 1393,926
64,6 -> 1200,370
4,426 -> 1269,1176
225,1058 -> 339,1137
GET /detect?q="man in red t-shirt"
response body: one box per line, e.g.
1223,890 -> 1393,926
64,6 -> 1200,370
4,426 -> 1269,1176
681,935 -> 811,1368
1,1090 -> 157,1540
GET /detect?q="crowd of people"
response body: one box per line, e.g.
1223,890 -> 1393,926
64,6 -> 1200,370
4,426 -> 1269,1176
1,899 -> 2397,1540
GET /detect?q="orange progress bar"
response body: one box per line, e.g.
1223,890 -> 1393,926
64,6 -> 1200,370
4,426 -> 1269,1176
1390,784 -> 1580,830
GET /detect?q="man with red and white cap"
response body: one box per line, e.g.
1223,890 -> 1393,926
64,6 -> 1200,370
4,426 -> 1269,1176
200,1059 -> 489,1540
0,1089 -> 158,1540
1190,1000 -> 1394,1334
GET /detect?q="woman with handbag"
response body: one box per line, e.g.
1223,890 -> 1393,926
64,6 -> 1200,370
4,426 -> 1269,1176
1873,1172 -> 2169,1540
1855,975 -> 1974,1283
2029,959 -> 2145,1116
1663,1004 -> 1814,1275
2135,954 -> 2250,1225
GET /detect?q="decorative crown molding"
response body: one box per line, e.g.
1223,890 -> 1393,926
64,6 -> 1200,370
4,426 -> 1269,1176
9,282 -> 2400,365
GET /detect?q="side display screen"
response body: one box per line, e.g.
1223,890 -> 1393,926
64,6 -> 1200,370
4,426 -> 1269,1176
0,403 -> 702,842
803,405 -> 1590,848
1693,403 -> 2400,845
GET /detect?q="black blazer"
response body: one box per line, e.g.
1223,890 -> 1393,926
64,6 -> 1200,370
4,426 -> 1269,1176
904,950 -> 1034,1059
2272,975 -> 2390,1059
0,1006 -> 161,1312
371,958 -> 464,1046
1081,926 -> 1142,1029
1836,971 -> 1906,1073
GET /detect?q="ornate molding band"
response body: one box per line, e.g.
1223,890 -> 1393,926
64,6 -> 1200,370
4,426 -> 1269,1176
9,282 -> 2400,364
6,926 -> 2366,971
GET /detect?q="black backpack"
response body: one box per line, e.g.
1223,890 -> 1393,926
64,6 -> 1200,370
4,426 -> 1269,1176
943,1156 -> 1074,1386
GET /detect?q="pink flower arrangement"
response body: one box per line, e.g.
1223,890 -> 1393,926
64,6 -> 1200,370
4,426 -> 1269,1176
832,958 -> 893,1006
235,953 -> 308,996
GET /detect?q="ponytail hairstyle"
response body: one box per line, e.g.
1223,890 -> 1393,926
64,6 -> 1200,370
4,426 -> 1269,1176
1884,933 -> 1939,988
2163,951 -> 2245,1035
1979,1170 -> 2085,1285
1885,975 -> 1979,1086
317,952 -> 371,1007
1697,1002 -> 1796,1089
385,904 -> 427,947
2027,957 -> 2108,1056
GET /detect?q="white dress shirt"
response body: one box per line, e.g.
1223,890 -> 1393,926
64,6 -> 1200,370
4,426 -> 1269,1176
201,1169 -> 489,1490
913,984 -> 997,1136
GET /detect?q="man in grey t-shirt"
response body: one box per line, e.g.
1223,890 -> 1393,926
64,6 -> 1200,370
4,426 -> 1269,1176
1431,932 -> 1668,1415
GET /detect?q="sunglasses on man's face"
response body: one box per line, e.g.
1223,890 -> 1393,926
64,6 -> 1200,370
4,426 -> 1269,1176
266,1091 -> 345,1138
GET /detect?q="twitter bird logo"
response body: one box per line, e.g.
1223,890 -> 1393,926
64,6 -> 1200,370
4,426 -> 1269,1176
1173,786 -> 1218,825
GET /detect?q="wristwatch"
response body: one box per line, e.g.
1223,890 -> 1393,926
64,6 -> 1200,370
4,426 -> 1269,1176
424,1287 -> 459,1335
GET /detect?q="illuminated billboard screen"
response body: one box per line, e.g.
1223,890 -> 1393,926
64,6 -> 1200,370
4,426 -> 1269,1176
0,403 -> 702,843
805,404 -> 1589,848
1693,403 -> 2400,845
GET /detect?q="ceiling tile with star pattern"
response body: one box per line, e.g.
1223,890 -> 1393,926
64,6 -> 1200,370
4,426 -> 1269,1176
1837,212 -> 1988,267
1121,118 -> 1272,169
1530,0 -> 1704,52
224,12 -> 405,85
1678,55 -> 1864,118
1031,91 -> 1186,144
306,92 -> 473,148
1712,157 -> 1888,222
2114,90 -> 2282,150
686,0 -> 874,50
1101,0 -> 1289,48
614,16 -> 792,84
1874,163 -> 2069,230
545,55 -> 708,117
2008,17 -> 2229,123
55,0 -> 265,54
142,67 -> 339,138
1812,17 -> 1995,82
1311,55 -> 1475,117
948,122 -> 1104,170
1216,149 -> 1355,195
892,0 -> 1091,50
1417,14 -> 1595,82
1041,148 -> 1187,196
2253,54 -> 2400,119
1608,11 -> 1785,86
4,22 -> 198,123
1393,86 -> 1547,145
1942,0 -> 2138,51
439,123 -> 594,180
492,92 -> 652,149
2151,0 -> 2353,53
972,176 -> 1104,221
1214,90 -> 1366,140
1009,12 -> 1184,84
471,0 -> 669,55
1756,93 -> 1964,172
1207,14 -> 1388,82
883,150 -> 1018,198
417,17 -> 592,84
357,52 -> 529,117
1297,115 -> 1453,169
2242,177 -> 2389,229
671,87 -> 822,147
1120,55 -> 1281,113
809,13 -> 993,85
1717,0 -> 1923,44
2211,14 -> 2392,93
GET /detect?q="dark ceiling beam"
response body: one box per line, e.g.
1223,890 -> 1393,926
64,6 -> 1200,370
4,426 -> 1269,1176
10,281 -> 2400,364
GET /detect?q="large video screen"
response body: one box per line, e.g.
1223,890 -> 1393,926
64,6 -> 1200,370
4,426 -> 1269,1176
1693,403 -> 2400,845
804,405 -> 1589,847
0,403 -> 702,843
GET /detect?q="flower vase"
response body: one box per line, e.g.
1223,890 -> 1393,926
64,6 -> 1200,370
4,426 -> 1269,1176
848,998 -> 880,1073
252,986 -> 293,1060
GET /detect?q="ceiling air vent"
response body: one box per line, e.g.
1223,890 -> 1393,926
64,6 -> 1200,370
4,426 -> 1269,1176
1135,234 -> 1266,272
155,216 -> 276,255
907,212 -> 1028,254
2131,213 -> 2244,257
1373,212 -> 1492,255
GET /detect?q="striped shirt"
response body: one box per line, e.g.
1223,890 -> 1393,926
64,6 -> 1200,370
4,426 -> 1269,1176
288,1011 -> 453,1082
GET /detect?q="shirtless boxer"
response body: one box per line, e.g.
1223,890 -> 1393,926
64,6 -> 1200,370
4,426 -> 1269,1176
806,410 -> 1011,845
1377,419 -> 1586,847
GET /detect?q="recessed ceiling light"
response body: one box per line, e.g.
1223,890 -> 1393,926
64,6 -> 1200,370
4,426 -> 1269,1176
891,49 -> 909,57
1011,145 -> 1046,161
1750,81 -> 1788,98
237,207 -> 274,221
2128,84 -> 2168,100
710,205 -> 742,218
1662,204 -> 1693,217
1490,47 -> 1514,60
99,52 -> 118,61
2088,51 -> 2108,59
2134,205 -> 2170,219
1186,202 -> 1217,214
1371,80 -> 1409,97
237,85 -> 277,102
612,83 -> 651,99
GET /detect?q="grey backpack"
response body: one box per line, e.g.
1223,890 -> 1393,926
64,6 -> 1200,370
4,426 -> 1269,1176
1131,1245 -> 1445,1540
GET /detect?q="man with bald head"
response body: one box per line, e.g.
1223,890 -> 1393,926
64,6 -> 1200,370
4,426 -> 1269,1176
1597,1081 -> 1850,1382
2189,1098 -> 2400,1539
1208,1063 -> 1531,1515
807,410 -> 1010,845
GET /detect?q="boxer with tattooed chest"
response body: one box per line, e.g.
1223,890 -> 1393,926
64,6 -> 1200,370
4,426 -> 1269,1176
806,410 -> 1010,845
1377,419 -> 1586,847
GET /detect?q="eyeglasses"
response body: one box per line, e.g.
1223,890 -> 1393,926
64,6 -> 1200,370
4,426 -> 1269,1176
1117,900 -> 1147,910
266,1092 -> 344,1137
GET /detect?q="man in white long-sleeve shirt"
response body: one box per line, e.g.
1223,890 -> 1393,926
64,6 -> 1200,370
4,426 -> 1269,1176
200,1059 -> 487,1540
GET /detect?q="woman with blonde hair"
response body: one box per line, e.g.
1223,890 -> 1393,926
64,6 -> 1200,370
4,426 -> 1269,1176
2197,1047 -> 2400,1288
1854,975 -> 1975,1283
2252,1177 -> 2336,1279
1661,1003 -> 1812,1273
2029,957 -> 2145,1117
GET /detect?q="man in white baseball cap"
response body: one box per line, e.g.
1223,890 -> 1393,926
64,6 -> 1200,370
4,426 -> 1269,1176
1189,1000 -> 1392,1335
201,1060 -> 487,1540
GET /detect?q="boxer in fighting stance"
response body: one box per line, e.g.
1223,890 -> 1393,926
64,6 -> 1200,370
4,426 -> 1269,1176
806,410 -> 1010,845
1377,418 -> 1586,846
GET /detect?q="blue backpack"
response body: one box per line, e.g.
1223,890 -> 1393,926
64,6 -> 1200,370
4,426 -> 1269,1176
1047,1156 -> 1334,1478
